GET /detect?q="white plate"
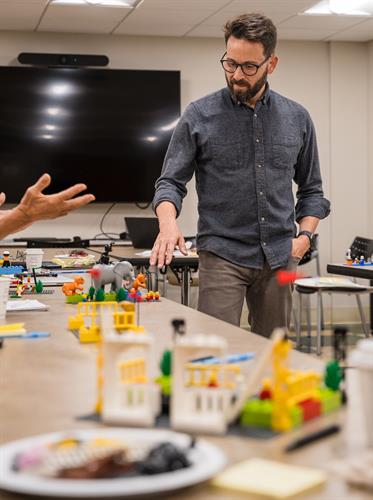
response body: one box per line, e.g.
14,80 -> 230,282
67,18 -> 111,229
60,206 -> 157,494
0,428 -> 226,498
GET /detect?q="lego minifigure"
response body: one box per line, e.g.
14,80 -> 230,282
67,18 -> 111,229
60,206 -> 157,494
2,251 -> 11,267
345,248 -> 353,265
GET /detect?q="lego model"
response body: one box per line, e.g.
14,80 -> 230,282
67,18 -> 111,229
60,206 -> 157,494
62,276 -> 85,296
90,261 -> 134,292
0,265 -> 24,275
170,330 -> 252,435
81,300 -> 341,436
130,273 -> 147,294
68,300 -> 144,343
239,331 -> 342,432
1,250 -> 11,267
97,304 -> 161,427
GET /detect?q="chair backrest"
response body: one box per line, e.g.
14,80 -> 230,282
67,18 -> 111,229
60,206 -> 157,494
349,236 -> 373,260
298,233 -> 319,266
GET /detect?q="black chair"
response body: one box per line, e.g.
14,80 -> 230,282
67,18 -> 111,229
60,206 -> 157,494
349,236 -> 373,262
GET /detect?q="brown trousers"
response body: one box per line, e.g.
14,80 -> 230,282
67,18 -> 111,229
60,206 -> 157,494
197,251 -> 293,338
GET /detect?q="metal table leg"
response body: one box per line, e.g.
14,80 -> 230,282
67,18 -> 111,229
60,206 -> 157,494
180,266 -> 191,306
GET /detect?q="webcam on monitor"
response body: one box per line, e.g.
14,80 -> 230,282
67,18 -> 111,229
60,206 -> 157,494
18,52 -> 109,67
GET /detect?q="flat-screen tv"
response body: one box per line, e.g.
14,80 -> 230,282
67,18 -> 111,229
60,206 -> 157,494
0,66 -> 180,203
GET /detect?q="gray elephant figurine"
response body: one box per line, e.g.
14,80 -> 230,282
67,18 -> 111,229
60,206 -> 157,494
91,260 -> 135,292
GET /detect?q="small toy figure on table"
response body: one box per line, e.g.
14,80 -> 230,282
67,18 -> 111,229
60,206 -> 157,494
62,276 -> 85,296
1,251 -> 11,267
130,273 -> 147,294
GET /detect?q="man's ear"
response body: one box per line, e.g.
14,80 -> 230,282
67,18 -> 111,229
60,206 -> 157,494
267,55 -> 278,75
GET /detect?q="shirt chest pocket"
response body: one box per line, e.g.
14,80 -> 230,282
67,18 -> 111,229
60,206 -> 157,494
272,135 -> 300,169
209,136 -> 241,170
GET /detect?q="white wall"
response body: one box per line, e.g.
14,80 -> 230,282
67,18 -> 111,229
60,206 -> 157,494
0,31 -> 372,320
369,41 -> 373,239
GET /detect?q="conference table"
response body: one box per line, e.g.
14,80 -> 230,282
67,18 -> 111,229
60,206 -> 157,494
0,293 -> 370,499
0,243 -> 199,307
327,263 -> 373,333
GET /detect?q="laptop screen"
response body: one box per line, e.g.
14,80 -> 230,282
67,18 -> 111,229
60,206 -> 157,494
124,217 -> 159,249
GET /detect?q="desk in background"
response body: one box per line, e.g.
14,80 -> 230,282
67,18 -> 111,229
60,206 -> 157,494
0,245 -> 199,307
327,263 -> 373,333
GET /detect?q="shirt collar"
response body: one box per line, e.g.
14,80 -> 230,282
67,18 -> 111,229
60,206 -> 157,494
225,83 -> 271,108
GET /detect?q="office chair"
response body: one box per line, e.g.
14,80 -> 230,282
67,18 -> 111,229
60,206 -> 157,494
294,235 -> 373,355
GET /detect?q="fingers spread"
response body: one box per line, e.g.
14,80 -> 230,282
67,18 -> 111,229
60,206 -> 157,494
150,240 -> 160,266
63,194 -> 95,210
165,241 -> 175,265
178,235 -> 188,255
32,173 -> 51,192
57,183 -> 89,200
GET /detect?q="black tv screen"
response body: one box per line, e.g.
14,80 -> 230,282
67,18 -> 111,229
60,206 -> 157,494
0,66 -> 180,203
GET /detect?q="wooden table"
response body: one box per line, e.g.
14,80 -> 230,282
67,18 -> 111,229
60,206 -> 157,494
1,245 -> 199,307
0,295 -> 369,499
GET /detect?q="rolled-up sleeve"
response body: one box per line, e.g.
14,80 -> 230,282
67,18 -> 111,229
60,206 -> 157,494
294,111 -> 331,222
152,103 -> 200,217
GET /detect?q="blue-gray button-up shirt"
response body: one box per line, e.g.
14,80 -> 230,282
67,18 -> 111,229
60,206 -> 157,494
153,86 -> 330,269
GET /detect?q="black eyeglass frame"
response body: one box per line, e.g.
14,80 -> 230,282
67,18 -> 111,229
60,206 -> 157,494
220,52 -> 271,76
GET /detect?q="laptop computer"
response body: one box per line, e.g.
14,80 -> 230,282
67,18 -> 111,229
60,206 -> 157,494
124,217 -> 159,249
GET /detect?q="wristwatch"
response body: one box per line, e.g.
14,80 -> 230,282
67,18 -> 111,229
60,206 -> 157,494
297,230 -> 314,246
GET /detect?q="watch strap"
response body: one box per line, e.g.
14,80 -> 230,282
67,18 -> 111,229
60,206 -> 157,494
297,230 -> 314,245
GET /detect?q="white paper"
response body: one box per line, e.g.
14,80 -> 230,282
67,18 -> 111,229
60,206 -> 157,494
6,299 -> 49,312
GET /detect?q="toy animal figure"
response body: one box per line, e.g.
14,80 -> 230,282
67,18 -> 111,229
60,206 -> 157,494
91,261 -> 134,292
130,273 -> 147,294
62,276 -> 85,296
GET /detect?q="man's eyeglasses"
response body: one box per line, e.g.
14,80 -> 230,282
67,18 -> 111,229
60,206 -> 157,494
220,52 -> 270,77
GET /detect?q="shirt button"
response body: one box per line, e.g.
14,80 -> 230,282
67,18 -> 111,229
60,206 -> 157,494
257,164 -> 262,168
262,242 -> 267,246
259,191 -> 263,195
254,113 -> 257,118
256,138 -> 260,143
261,217 -> 265,221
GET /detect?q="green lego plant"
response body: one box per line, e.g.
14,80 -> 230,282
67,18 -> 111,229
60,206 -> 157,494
160,349 -> 172,377
324,360 -> 343,391
88,286 -> 95,301
95,288 -> 105,302
116,287 -> 127,302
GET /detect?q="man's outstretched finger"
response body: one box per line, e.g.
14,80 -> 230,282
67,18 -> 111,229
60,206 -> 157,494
165,242 -> 175,265
32,173 -> 52,192
57,183 -> 89,200
64,194 -> 96,210
157,241 -> 169,268
150,242 -> 160,266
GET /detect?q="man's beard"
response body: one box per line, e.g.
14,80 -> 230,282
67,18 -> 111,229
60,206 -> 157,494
226,70 -> 268,104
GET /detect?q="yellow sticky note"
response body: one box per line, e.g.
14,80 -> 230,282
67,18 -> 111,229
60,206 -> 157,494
212,458 -> 326,499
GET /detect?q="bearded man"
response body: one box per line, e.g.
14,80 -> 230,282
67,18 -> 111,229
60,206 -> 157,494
151,13 -> 330,338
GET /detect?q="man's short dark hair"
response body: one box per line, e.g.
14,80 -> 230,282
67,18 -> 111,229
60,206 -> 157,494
224,13 -> 277,58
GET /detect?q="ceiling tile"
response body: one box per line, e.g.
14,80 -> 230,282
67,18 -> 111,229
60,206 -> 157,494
279,13 -> 370,30
186,24 -> 225,38
326,18 -> 373,41
114,22 -> 193,36
120,7 -> 213,24
0,4 -> 46,30
224,0 -> 318,14
38,4 -> 130,34
199,9 -> 293,27
137,0 -> 230,10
